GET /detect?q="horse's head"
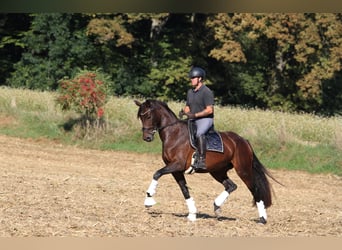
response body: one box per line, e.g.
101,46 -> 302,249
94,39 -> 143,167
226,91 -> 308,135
135,99 -> 160,142
135,99 -> 178,142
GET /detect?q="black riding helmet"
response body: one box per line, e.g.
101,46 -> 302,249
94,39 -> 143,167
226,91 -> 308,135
188,67 -> 206,80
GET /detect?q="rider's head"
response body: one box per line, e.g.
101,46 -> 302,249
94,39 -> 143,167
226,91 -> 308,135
188,67 -> 206,82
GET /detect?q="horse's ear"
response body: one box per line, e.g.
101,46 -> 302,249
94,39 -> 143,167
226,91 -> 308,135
134,100 -> 142,106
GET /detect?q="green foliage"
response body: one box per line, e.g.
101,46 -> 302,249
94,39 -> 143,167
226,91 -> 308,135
7,13 -> 95,90
147,43 -> 192,100
1,13 -> 342,115
264,144 -> 341,176
0,14 -> 32,84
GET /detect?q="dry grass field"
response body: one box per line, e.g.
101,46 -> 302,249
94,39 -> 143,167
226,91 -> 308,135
0,134 -> 341,237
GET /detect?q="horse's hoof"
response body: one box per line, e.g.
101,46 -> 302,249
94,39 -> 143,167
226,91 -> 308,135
258,216 -> 267,224
144,197 -> 156,207
214,203 -> 221,217
187,213 -> 197,222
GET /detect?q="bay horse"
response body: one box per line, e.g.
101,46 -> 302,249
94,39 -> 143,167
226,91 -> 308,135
135,99 -> 276,224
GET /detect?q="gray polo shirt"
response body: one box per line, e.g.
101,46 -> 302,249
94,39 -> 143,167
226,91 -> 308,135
186,84 -> 214,118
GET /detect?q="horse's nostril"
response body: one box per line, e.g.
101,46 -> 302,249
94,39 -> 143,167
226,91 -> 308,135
144,137 -> 152,142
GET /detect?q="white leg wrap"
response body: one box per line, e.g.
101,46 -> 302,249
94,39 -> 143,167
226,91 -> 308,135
256,200 -> 267,220
144,196 -> 157,207
214,191 -> 229,207
146,179 -> 158,197
186,197 -> 197,221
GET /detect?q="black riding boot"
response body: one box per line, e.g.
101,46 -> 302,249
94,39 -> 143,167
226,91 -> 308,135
195,135 -> 207,170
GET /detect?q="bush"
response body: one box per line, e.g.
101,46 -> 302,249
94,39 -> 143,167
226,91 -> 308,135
56,69 -> 111,128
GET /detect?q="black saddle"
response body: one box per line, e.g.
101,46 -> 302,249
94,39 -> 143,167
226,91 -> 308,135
188,120 -> 224,153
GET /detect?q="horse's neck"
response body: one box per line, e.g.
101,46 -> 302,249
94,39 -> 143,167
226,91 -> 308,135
157,109 -> 177,128
156,106 -> 188,143
159,119 -> 187,144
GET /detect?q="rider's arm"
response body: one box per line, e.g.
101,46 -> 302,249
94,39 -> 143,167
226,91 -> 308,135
195,105 -> 213,118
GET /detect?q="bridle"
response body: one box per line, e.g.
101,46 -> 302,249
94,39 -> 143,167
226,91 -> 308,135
139,108 -> 178,135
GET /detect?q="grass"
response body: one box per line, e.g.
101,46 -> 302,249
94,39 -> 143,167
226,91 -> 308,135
0,86 -> 341,176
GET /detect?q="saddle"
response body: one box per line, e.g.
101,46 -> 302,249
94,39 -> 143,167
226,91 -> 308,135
188,120 -> 224,153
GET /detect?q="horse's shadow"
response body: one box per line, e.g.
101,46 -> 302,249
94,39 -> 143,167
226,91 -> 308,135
173,212 -> 236,221
147,210 -> 236,221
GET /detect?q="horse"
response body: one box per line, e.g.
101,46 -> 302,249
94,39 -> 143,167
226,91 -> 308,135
135,99 -> 277,224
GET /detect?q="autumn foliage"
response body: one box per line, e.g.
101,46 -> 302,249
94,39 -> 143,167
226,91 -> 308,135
56,69 -> 109,121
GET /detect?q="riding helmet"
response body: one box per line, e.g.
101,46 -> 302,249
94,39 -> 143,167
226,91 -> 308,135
188,67 -> 206,79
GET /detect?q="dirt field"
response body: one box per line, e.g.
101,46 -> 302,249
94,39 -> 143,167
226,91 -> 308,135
0,134 -> 341,237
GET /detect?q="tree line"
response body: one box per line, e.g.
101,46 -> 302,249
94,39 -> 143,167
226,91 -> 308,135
1,13 -> 341,115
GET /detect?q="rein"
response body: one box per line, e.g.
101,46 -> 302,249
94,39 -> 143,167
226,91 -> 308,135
139,108 -> 179,134
157,121 -> 179,132
142,121 -> 179,134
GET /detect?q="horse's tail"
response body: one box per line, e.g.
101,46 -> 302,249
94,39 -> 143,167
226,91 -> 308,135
251,151 -> 273,208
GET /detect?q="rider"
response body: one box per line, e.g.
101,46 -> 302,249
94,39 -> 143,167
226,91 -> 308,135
180,66 -> 214,171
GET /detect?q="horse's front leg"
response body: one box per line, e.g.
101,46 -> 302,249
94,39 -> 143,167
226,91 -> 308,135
144,164 -> 197,221
172,172 -> 197,222
144,178 -> 158,207
144,163 -> 181,208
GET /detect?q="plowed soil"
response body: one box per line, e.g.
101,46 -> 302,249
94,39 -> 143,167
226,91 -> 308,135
0,135 -> 341,237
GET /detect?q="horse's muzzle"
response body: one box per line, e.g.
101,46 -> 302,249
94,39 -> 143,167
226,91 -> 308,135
142,128 -> 156,142
143,135 -> 154,142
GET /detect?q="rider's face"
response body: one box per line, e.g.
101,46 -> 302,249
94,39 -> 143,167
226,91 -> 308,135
190,77 -> 201,88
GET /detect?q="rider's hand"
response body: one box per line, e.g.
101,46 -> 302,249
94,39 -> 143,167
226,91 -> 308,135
185,112 -> 196,119
178,109 -> 185,119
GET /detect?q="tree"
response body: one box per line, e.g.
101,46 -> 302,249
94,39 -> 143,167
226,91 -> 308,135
7,13 -> 95,90
85,13 -> 158,97
207,13 -> 342,113
0,13 -> 31,85
2,13 -> 341,115
85,13 -> 196,100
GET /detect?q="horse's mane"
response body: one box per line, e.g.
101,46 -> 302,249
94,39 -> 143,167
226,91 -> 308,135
137,99 -> 178,120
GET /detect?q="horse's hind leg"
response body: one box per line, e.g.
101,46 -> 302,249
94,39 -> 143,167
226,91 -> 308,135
233,141 -> 271,224
210,169 -> 237,217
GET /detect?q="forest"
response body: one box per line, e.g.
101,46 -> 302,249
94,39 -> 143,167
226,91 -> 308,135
1,13 -> 341,115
